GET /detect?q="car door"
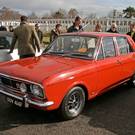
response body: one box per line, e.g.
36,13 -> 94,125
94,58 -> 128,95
95,36 -> 123,93
115,36 -> 135,79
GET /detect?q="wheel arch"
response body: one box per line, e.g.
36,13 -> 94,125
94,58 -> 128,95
74,84 -> 89,101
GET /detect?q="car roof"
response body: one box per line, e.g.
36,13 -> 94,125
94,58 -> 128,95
61,32 -> 129,38
0,31 -> 13,37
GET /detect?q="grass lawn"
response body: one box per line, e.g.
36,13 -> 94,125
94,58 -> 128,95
43,36 -> 50,44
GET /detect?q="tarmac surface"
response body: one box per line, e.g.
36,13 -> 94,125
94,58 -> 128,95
0,84 -> 135,135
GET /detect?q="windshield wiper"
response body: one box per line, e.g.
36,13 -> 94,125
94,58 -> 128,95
70,53 -> 89,57
43,51 -> 65,55
62,53 -> 93,60
42,51 -> 92,59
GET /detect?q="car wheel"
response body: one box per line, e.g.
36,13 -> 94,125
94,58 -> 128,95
59,86 -> 85,120
128,74 -> 135,87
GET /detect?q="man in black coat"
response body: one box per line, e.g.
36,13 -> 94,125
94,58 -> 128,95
127,23 -> 135,42
107,23 -> 119,33
50,24 -> 62,42
67,16 -> 83,33
35,23 -> 43,43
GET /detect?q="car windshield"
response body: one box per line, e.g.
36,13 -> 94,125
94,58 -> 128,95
0,36 -> 12,49
43,35 -> 98,59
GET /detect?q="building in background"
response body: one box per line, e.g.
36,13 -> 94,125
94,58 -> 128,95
0,17 -> 135,33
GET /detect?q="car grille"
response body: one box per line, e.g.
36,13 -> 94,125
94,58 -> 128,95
0,75 -> 30,92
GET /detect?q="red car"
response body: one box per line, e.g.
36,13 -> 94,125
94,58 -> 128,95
0,32 -> 135,120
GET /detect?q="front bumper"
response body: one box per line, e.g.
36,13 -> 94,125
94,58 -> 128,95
0,89 -> 54,108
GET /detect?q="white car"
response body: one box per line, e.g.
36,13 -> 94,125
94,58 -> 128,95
0,31 -> 43,62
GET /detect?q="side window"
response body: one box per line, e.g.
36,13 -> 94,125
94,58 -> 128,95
116,37 -> 133,55
102,37 -> 116,58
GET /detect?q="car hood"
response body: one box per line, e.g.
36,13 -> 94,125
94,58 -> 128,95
0,55 -> 90,83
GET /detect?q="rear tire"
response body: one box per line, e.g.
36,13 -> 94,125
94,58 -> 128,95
58,86 -> 85,120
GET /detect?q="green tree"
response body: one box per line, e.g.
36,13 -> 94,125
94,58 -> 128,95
123,6 -> 135,18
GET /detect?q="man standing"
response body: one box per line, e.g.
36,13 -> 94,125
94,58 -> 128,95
67,16 -> 83,33
35,23 -> 43,43
9,16 -> 40,59
95,23 -> 102,32
8,25 -> 14,32
107,23 -> 119,33
127,23 -> 135,42
50,24 -> 62,42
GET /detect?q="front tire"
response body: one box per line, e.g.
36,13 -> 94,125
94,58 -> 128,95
59,86 -> 85,120
128,74 -> 135,87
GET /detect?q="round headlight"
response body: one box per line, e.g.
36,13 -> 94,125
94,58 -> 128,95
20,83 -> 27,93
30,85 -> 43,97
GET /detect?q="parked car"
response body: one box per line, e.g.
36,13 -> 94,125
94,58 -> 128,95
0,31 -> 43,62
0,32 -> 135,120
0,31 -> 17,62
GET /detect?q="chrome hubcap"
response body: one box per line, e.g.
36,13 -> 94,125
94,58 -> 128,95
133,80 -> 135,85
67,92 -> 81,114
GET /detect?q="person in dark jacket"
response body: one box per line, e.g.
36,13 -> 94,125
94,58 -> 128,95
50,24 -> 62,42
8,25 -> 14,32
0,26 -> 7,31
107,23 -> 119,33
127,23 -> 135,42
35,23 -> 43,43
67,16 -> 83,33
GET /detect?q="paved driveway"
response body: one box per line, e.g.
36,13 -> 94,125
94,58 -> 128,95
0,85 -> 135,135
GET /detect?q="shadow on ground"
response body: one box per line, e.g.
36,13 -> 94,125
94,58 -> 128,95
82,85 -> 135,135
0,96 -> 62,131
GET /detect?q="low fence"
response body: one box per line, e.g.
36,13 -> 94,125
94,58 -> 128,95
0,18 -> 135,34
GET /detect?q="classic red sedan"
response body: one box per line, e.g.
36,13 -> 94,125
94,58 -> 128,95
0,32 -> 135,120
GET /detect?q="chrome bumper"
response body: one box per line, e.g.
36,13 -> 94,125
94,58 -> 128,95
0,89 -> 54,108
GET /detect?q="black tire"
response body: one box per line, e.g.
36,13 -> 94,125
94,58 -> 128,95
59,86 -> 85,120
128,74 -> 135,87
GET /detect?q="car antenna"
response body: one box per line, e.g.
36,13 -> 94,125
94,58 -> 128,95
78,19 -> 90,32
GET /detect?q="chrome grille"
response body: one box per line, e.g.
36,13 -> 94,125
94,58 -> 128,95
0,75 -> 30,92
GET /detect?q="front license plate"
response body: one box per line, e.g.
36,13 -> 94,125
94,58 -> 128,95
6,97 -> 23,107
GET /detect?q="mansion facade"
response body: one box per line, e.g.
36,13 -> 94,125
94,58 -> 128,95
0,17 -> 135,33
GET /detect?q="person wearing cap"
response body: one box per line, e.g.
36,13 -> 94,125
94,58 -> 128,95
127,23 -> 135,42
35,23 -> 43,44
50,24 -> 62,42
9,15 -> 40,59
107,23 -> 119,33
67,16 -> 83,33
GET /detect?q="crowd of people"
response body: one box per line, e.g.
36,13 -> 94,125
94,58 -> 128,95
50,16 -> 135,42
0,15 -> 135,59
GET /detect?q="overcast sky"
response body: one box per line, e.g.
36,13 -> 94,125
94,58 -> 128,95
0,0 -> 134,16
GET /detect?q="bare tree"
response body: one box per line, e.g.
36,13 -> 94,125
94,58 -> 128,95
29,12 -> 38,19
87,13 -> 96,19
0,7 -> 22,20
68,8 -> 78,18
51,8 -> 67,19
